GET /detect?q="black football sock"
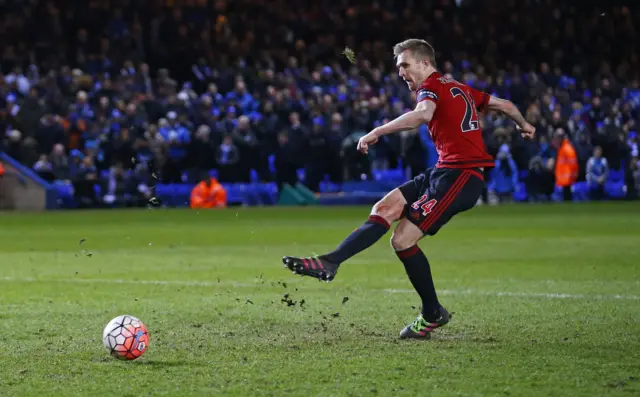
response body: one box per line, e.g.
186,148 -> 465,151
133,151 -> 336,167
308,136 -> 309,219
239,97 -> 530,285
396,245 -> 440,319
321,215 -> 390,265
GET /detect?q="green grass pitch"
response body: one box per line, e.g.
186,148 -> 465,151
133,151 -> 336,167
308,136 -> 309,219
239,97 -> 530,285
1,203 -> 639,397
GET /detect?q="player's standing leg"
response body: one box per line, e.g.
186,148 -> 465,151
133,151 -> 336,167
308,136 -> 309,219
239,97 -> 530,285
395,168 -> 484,339
391,219 -> 450,339
282,188 -> 408,281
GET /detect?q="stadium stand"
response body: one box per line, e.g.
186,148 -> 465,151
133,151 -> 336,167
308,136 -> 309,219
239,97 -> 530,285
0,0 -> 638,209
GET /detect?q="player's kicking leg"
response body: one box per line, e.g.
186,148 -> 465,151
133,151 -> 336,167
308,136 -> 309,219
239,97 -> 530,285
282,188 -> 407,281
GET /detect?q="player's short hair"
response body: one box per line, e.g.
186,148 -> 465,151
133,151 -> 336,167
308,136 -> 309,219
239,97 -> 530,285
393,39 -> 436,67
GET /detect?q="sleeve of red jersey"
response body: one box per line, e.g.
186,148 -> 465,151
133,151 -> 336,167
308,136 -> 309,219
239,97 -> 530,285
469,87 -> 490,112
416,80 -> 441,104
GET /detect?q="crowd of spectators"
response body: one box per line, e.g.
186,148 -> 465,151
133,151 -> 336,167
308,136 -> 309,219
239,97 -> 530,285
1,0 -> 639,207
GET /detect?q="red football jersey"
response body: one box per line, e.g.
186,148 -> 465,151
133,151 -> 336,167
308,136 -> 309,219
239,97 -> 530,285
416,72 -> 494,169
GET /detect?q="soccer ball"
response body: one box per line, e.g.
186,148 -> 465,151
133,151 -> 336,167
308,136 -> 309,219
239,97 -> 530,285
102,315 -> 149,360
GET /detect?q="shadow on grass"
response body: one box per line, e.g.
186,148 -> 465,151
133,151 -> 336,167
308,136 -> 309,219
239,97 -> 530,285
92,356 -> 205,367
134,359 -> 204,367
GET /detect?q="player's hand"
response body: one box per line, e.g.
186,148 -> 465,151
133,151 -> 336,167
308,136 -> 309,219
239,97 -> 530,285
357,130 -> 380,154
518,123 -> 536,140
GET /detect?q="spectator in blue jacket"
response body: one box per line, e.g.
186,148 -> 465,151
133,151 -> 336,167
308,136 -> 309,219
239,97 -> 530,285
489,144 -> 519,203
586,146 -> 609,200
159,111 -> 190,183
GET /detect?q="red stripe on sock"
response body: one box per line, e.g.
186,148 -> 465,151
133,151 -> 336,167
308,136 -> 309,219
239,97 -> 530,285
419,172 -> 470,232
396,245 -> 420,259
368,215 -> 390,229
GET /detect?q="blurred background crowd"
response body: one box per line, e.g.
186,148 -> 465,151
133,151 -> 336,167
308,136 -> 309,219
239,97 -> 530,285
1,0 -> 639,207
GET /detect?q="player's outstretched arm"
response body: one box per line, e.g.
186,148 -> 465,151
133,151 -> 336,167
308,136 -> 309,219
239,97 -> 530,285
486,96 -> 536,139
375,100 -> 435,136
357,101 -> 435,154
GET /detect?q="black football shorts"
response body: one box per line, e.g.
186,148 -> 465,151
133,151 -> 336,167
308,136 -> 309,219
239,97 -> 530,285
398,167 -> 485,236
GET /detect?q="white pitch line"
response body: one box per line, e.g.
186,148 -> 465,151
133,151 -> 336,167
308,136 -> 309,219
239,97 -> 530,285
384,289 -> 640,301
2,277 -> 639,301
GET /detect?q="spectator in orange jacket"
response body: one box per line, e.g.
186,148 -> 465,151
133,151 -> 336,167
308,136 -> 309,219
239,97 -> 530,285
190,177 -> 227,209
553,129 -> 578,201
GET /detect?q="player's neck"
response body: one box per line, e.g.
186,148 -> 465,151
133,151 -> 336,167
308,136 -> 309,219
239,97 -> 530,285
416,67 -> 437,87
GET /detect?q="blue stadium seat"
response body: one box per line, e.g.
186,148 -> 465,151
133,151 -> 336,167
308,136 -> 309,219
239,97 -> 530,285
513,182 -> 528,202
608,169 -> 625,182
240,183 -> 262,206
53,181 -> 76,208
605,181 -> 626,199
552,186 -> 564,201
167,184 -> 182,206
572,182 -> 589,201
176,184 -> 192,197
222,184 -> 248,205
154,184 -> 182,206
319,181 -> 341,193
155,184 -> 171,196
255,182 -> 279,205
373,169 -> 405,184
